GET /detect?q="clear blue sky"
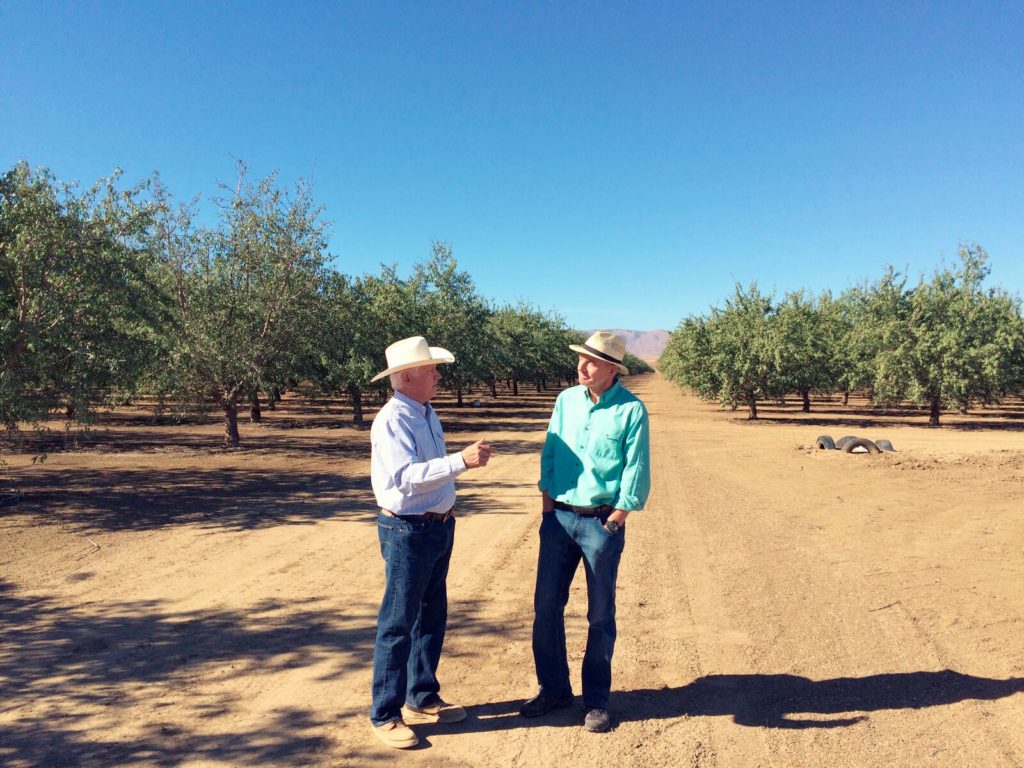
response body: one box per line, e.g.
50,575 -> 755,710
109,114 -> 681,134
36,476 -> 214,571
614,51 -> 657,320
3,1 -> 1022,331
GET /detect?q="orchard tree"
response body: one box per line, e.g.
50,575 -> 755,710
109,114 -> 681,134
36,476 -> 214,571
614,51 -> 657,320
660,314 -> 719,399
414,243 -> 491,406
774,290 -> 841,411
866,245 -> 1019,426
0,162 -> 160,431
149,165 -> 327,446
708,283 -> 781,419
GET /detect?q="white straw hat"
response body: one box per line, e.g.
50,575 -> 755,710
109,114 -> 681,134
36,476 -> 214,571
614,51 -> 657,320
371,336 -> 455,382
569,331 -> 630,375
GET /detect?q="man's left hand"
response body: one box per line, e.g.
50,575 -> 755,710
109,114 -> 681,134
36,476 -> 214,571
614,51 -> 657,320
605,509 -> 630,530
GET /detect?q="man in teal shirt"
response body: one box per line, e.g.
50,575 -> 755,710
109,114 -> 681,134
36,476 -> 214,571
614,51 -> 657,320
520,331 -> 651,733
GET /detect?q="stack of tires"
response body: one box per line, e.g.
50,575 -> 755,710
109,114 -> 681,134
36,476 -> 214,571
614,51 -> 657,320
815,435 -> 895,453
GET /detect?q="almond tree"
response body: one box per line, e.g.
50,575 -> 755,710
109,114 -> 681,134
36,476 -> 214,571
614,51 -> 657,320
1,162 -> 160,432
861,245 -> 1021,426
149,165 -> 327,446
774,290 -> 843,412
413,243 -> 490,406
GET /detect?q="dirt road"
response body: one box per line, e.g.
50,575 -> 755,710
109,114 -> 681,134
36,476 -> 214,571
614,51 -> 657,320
2,374 -> 1023,767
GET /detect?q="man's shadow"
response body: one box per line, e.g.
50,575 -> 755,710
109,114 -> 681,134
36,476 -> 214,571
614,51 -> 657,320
419,670 -> 1024,737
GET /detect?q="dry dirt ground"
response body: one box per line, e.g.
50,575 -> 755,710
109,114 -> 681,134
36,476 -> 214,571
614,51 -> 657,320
2,373 -> 1023,768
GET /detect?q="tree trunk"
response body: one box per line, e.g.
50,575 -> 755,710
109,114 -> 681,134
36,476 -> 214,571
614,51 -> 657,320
512,378 -> 519,396
801,388 -> 811,413
224,399 -> 241,448
489,380 -> 497,397
535,379 -> 542,393
456,383 -> 464,407
349,384 -> 364,425
250,392 -> 262,423
842,390 -> 849,406
929,395 -> 941,426
267,387 -> 280,411
66,403 -> 76,420
747,398 -> 759,420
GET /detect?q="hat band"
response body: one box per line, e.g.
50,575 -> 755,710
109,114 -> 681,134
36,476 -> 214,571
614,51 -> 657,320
579,343 -> 623,366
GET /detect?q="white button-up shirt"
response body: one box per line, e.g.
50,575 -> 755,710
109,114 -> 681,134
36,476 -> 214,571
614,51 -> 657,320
370,391 -> 467,515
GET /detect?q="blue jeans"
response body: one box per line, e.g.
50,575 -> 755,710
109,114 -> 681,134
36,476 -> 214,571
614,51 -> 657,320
532,509 -> 626,710
370,511 -> 455,726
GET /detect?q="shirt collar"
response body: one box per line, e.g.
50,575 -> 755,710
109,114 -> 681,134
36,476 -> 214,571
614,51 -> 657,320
393,390 -> 428,417
584,379 -> 621,406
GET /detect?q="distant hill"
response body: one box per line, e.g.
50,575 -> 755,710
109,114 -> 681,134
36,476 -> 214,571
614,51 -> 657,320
586,329 -> 670,360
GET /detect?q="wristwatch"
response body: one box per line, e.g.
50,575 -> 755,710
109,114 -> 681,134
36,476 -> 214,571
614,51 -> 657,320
604,520 -> 622,534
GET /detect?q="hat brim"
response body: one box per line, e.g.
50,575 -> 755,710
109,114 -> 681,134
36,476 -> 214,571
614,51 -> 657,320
569,344 -> 629,376
371,347 -> 455,382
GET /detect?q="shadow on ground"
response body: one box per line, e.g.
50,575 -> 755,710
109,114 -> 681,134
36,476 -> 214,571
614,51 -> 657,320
426,670 -> 1024,736
0,586 -> 514,767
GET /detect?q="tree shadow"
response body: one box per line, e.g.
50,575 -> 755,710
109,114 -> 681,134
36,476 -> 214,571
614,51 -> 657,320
0,583 -> 379,766
748,415 -> 1024,432
437,670 -> 1024,735
0,584 -> 526,767
7,467 -> 376,532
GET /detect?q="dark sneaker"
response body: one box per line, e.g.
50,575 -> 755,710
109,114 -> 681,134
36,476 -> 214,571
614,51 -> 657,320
519,690 -> 574,718
584,708 -> 611,733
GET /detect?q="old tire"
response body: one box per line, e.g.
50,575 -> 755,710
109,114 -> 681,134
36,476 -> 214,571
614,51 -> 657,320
836,435 -> 858,450
842,437 -> 881,454
875,439 -> 895,452
816,435 -> 836,450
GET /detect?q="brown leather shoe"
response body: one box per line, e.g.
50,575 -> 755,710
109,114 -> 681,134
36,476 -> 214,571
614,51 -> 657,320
371,719 -> 419,749
402,698 -> 467,724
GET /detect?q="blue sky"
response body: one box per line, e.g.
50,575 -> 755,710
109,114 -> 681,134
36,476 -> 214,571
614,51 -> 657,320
2,1 -> 1022,331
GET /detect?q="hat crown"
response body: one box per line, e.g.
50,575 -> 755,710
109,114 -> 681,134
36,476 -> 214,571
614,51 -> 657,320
384,336 -> 433,369
583,331 -> 626,362
371,335 -> 455,382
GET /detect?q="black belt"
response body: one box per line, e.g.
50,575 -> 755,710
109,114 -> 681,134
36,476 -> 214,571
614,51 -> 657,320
552,501 -> 614,517
380,507 -> 454,522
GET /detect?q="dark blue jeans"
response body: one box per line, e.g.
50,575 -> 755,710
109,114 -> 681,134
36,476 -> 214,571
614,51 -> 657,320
370,511 -> 455,726
532,509 -> 626,710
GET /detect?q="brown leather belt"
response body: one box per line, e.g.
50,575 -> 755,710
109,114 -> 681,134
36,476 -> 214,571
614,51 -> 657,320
552,501 -> 614,517
380,507 -> 454,522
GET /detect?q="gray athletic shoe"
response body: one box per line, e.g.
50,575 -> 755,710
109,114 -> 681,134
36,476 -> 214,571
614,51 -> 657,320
584,708 -> 610,732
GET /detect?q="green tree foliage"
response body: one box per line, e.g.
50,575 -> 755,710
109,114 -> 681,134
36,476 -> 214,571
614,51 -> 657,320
660,314 -> 719,400
664,244 -> 1024,427
665,283 -> 781,419
413,243 -> 491,406
622,352 -> 654,375
148,166 -> 327,446
774,290 -> 842,412
309,265 -> 422,424
0,162 -> 160,431
869,245 -> 1023,425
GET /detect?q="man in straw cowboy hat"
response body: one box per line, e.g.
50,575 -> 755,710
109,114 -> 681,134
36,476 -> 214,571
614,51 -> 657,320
520,330 -> 650,733
368,336 -> 493,749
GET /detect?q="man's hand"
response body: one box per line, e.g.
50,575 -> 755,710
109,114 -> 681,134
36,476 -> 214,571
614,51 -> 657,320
605,509 -> 630,529
541,490 -> 555,513
461,439 -> 493,469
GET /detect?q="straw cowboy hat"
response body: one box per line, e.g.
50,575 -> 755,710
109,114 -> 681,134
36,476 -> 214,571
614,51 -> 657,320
569,331 -> 630,376
371,336 -> 455,382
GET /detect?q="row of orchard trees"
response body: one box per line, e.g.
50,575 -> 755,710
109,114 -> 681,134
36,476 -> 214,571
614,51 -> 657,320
660,245 -> 1024,426
1,162 -> 651,446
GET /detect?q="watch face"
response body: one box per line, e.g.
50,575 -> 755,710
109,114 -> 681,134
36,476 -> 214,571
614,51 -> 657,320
606,521 -> 621,533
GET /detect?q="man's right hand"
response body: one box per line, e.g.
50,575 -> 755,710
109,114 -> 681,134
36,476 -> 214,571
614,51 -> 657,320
461,439 -> 493,469
541,490 -> 555,513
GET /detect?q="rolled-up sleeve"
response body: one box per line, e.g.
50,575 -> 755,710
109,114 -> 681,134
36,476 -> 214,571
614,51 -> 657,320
614,404 -> 650,511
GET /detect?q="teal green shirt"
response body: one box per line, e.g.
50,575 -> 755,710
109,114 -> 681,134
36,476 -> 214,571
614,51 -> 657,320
539,380 -> 651,511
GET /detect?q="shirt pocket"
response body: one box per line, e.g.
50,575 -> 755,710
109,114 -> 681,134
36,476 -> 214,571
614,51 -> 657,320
590,429 -> 625,470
